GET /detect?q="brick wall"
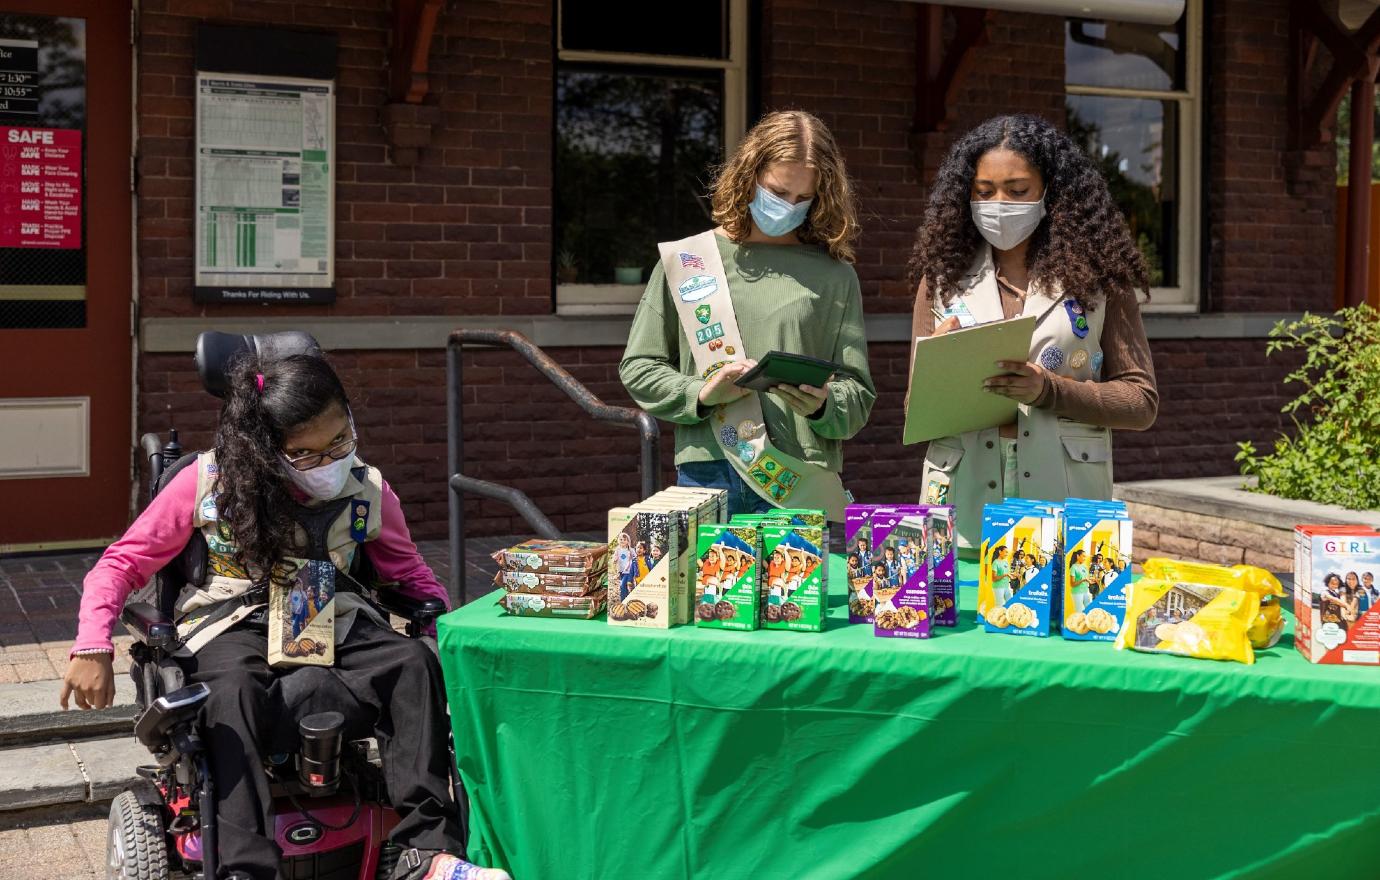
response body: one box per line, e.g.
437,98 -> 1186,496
132,0 -> 1337,539
137,0 -> 552,320
1207,0 -> 1336,313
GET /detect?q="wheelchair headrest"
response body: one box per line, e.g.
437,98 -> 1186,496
195,331 -> 323,399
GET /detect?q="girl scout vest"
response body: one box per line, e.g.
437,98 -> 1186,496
177,450 -> 385,658
920,246 -> 1112,550
659,231 -> 849,521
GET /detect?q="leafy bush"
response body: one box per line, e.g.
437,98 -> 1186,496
1236,306 -> 1380,511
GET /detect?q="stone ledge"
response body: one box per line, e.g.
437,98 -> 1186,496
0,737 -> 147,812
140,311 -> 1305,353
0,679 -> 137,747
1115,477 -> 1380,532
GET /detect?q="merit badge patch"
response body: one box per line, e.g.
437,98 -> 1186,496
1039,346 -> 1066,371
694,304 -> 712,324
695,322 -> 725,345
724,345 -> 736,355
350,500 -> 370,543
720,426 -> 739,448
1065,300 -> 1090,339
736,419 -> 759,441
702,360 -> 731,379
199,494 -> 219,522
747,454 -> 798,502
736,441 -> 756,464
1091,351 -> 1104,376
1069,349 -> 1089,370
679,252 -> 705,271
678,274 -> 718,303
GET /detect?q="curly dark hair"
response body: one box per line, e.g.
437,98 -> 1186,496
214,353 -> 351,581
906,114 -> 1150,310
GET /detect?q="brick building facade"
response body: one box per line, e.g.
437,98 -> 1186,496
131,0 -> 1334,540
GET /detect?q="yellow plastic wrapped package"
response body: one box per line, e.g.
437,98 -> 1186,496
1115,577 -> 1260,664
1141,558 -> 1286,649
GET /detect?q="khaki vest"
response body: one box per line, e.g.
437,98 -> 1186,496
177,450 -> 385,653
920,246 -> 1113,550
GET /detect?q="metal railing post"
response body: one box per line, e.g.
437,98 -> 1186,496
637,411 -> 660,501
445,329 -> 661,607
447,339 -> 464,608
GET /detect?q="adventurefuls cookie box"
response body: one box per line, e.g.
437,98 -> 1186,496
1294,525 -> 1380,664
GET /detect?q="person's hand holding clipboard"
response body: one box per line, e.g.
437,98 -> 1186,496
903,314 -> 1039,445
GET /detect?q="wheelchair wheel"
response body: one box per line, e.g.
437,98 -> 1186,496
107,790 -> 170,880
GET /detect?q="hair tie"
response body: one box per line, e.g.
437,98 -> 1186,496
255,373 -> 265,393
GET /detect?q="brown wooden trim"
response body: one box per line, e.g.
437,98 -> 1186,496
912,5 -> 991,136
389,0 -> 444,104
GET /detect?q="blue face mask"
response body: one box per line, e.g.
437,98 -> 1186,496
749,185 -> 812,237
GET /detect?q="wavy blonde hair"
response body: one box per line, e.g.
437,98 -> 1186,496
710,110 -> 859,263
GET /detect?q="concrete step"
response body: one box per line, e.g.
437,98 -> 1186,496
0,735 -> 150,812
0,678 -> 138,747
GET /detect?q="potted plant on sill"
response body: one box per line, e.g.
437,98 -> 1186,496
557,249 -> 579,284
613,246 -> 644,286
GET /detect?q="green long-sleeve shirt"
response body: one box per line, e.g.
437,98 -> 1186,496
619,233 -> 876,472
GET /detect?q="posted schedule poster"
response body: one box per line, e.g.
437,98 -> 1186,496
194,72 -> 335,303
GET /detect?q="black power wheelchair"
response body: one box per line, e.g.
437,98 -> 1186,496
106,331 -> 461,880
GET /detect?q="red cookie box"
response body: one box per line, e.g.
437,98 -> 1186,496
1294,525 -> 1380,664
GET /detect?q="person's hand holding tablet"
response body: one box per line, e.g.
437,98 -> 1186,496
698,359 -> 758,407
771,380 -> 830,418
732,351 -> 841,418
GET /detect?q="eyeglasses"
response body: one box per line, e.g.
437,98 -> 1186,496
284,436 -> 357,471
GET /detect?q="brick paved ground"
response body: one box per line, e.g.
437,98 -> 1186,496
0,533 -> 592,686
0,803 -> 109,880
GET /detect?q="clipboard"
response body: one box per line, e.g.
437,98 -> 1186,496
902,315 -> 1037,445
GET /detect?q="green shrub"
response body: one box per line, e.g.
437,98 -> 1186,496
1236,305 -> 1380,511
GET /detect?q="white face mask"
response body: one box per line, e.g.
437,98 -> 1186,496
970,196 -> 1046,251
281,451 -> 355,501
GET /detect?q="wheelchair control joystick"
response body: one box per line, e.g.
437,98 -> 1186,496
161,428 -> 182,465
298,711 -> 345,796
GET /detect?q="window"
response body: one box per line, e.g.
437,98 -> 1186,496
1065,1 -> 1201,309
554,0 -> 747,314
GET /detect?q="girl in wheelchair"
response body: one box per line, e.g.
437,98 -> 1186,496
61,351 -> 509,880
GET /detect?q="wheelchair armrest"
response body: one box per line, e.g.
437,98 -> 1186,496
373,588 -> 446,628
122,602 -> 177,649
134,683 -> 209,756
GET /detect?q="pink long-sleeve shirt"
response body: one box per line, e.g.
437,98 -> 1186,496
71,464 -> 450,656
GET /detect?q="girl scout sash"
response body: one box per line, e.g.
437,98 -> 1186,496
659,231 -> 849,521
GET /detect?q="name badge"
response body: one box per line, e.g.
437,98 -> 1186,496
945,300 -> 978,328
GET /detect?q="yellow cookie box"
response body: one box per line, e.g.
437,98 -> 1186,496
1115,576 -> 1260,664
1142,558 -> 1286,649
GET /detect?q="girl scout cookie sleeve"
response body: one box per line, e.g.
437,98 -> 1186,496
493,539 -> 608,577
502,590 -> 607,619
493,538 -> 610,620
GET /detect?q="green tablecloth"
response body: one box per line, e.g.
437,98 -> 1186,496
438,557 -> 1380,879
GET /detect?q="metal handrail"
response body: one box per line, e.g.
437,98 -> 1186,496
446,328 -> 660,606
